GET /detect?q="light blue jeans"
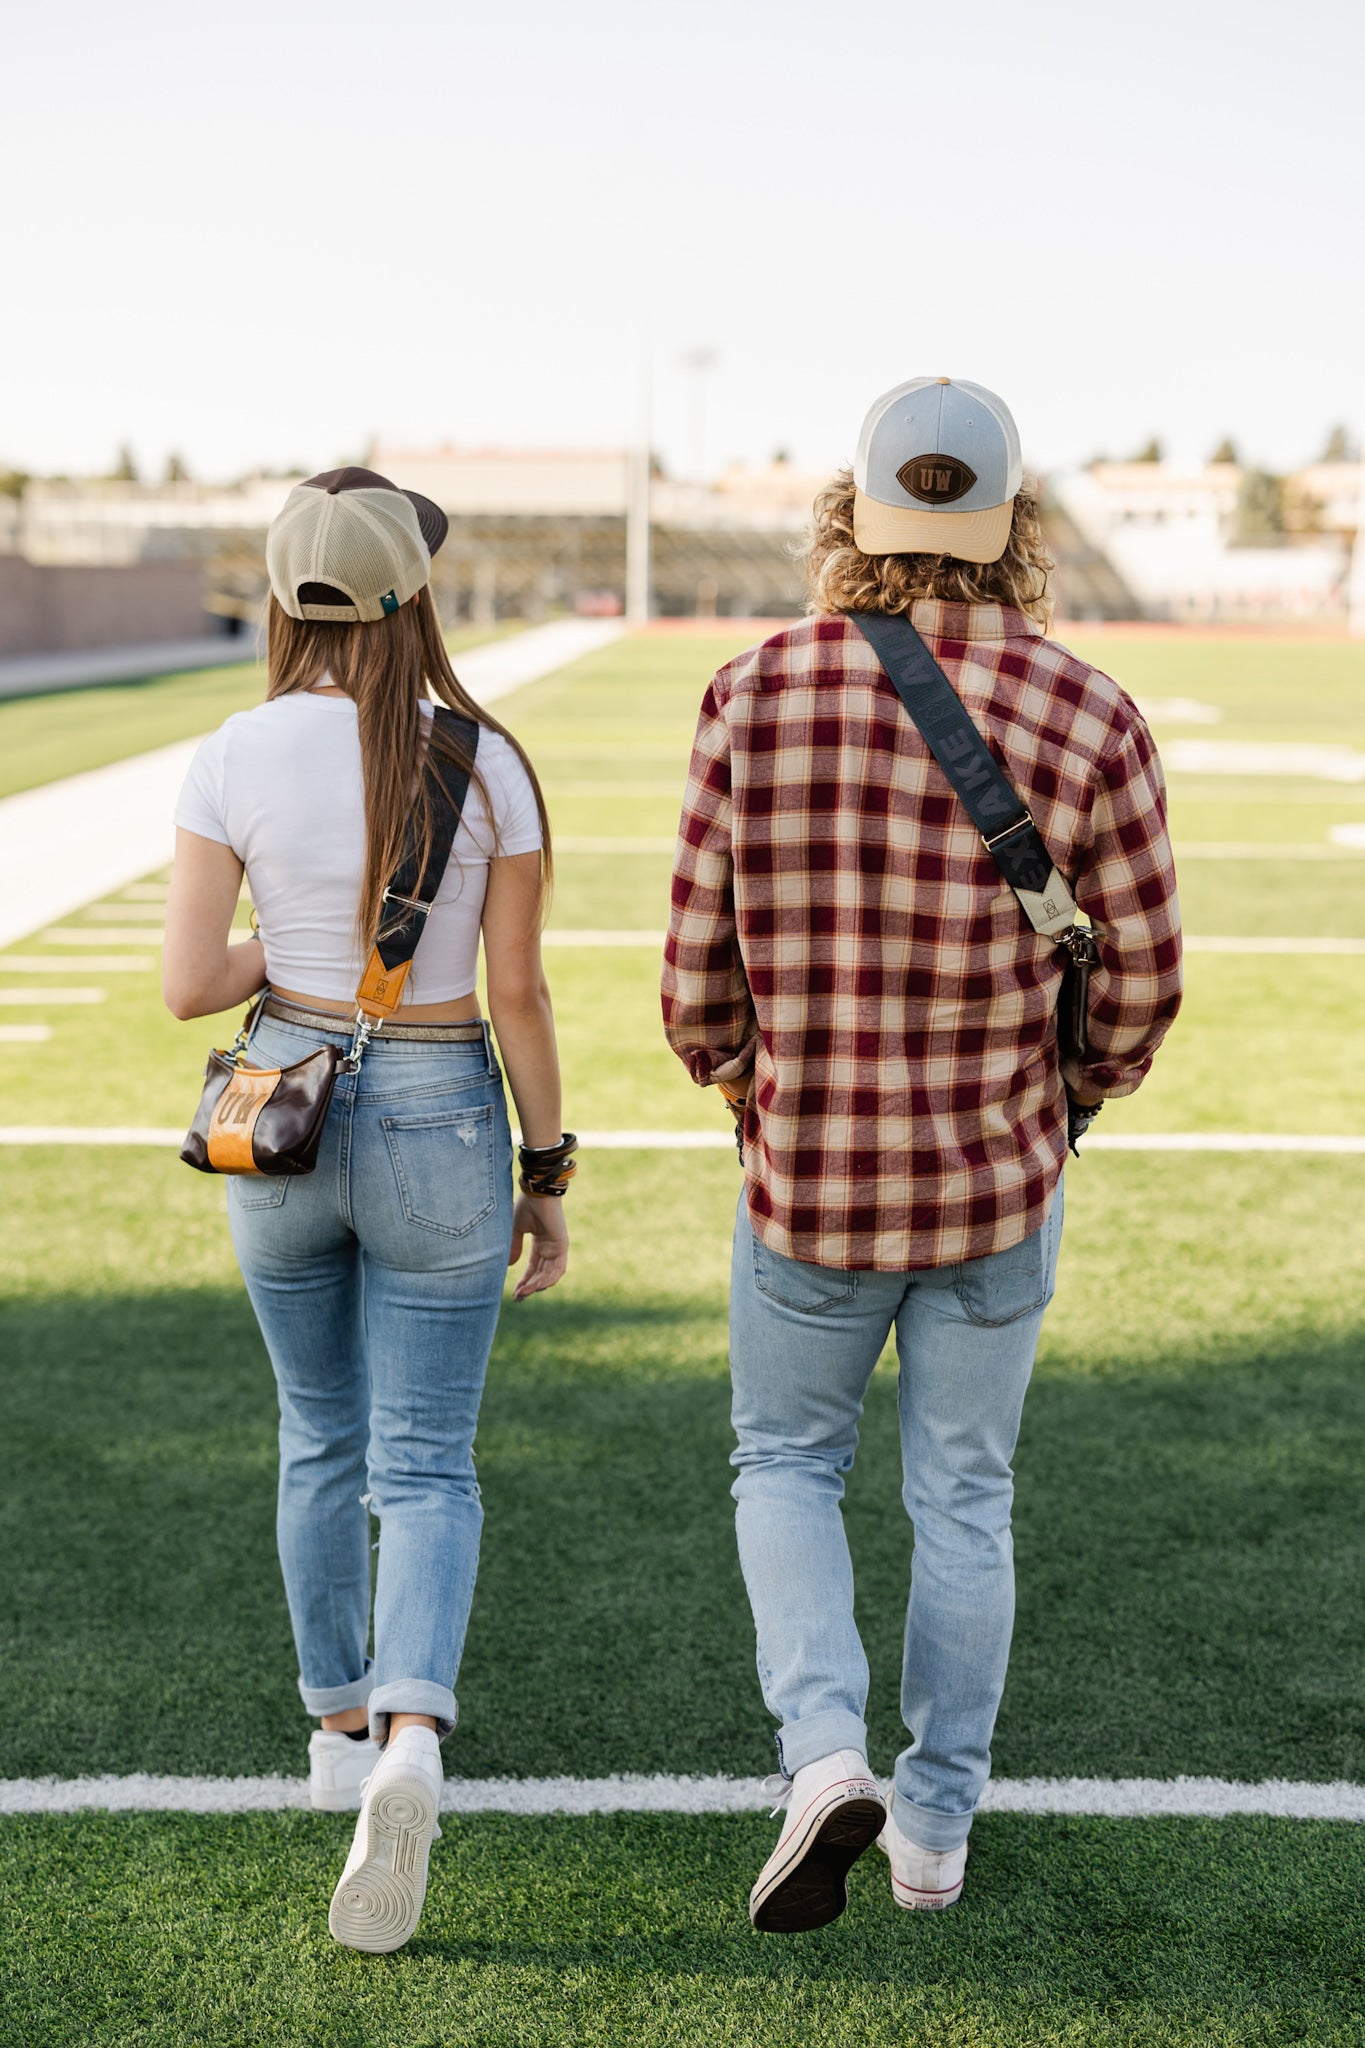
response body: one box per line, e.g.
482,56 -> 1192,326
729,1182 -> 1063,1851
227,1010 -> 513,1744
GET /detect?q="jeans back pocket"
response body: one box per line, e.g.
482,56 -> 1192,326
381,1101 -> 497,1238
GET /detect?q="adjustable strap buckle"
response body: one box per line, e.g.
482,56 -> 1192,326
982,810 -> 1035,853
381,889 -> 433,916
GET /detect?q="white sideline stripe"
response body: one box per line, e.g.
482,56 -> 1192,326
0,619 -> 628,952
1,1127 -> 1364,1154
1,1771 -> 1361,1821
0,1025 -> 51,1042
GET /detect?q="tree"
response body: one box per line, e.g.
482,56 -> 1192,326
0,469 -> 29,499
163,452 -> 190,484
1209,437 -> 1239,465
1319,423 -> 1355,463
1234,469 -> 1285,544
1132,436 -> 1163,463
109,442 -> 138,483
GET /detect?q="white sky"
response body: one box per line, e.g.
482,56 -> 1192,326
3,0 -> 1361,485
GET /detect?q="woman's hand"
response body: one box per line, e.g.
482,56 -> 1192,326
508,1193 -> 569,1300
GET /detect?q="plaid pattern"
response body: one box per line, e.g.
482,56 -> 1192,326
661,604 -> 1182,1271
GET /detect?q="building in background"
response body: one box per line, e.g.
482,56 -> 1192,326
1049,458 -> 1359,623
4,447 -> 1363,656
0,477 -> 290,659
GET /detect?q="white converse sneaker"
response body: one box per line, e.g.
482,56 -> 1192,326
309,1729 -> 382,1812
748,1748 -> 885,1933
877,1790 -> 967,1909
328,1726 -> 444,1953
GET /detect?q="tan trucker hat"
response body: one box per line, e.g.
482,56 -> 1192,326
852,377 -> 1023,562
266,466 -> 450,623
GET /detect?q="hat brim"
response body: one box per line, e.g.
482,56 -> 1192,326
852,489 -> 1013,564
403,489 -> 448,558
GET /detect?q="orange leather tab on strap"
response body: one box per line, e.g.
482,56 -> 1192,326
355,950 -> 412,1019
206,1066 -> 280,1173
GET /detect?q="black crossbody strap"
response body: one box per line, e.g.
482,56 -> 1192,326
373,709 -> 480,971
847,610 -> 1081,942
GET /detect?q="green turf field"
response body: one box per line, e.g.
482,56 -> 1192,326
2,626 -> 1363,2046
0,623 -> 518,800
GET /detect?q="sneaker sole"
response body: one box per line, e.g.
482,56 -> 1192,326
750,1792 -> 886,1934
328,1773 -> 439,1953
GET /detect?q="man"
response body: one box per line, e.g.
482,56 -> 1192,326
662,378 -> 1181,1932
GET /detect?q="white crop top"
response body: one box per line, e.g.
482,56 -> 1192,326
174,693 -> 542,1004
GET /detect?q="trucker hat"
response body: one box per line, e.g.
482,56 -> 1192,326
266,466 -> 450,623
852,377 -> 1023,563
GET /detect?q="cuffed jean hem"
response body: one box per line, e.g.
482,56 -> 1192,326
298,1666 -> 374,1717
369,1680 -> 458,1746
776,1708 -> 870,1778
892,1789 -> 976,1854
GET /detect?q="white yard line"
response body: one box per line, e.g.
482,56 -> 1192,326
546,932 -> 1365,956
1,1128 -> 1363,1153
0,956 -> 157,972
1177,843 -> 1365,860
0,1025 -> 51,1043
0,620 -> 627,952
1186,935 -> 1365,955
0,988 -> 105,1005
1,1770 -> 1360,1820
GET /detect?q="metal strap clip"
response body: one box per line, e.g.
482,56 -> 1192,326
346,1007 -> 384,1071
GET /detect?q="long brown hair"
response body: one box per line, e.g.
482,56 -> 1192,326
266,587 -> 552,950
803,468 -> 1054,625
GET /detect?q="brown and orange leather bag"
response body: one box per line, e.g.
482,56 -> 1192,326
181,711 -> 478,1177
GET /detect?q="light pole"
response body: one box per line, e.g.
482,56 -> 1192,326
681,346 -> 718,483
626,342 -> 652,625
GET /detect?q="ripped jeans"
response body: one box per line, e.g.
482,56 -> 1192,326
227,1010 -> 513,1743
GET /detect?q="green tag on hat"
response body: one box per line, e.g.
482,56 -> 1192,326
380,590 -> 399,615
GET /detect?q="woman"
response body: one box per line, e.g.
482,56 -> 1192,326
163,466 -> 572,1953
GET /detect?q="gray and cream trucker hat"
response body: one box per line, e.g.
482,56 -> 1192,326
853,377 -> 1023,563
266,466 -> 449,623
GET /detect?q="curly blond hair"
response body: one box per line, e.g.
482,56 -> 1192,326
803,468 -> 1053,625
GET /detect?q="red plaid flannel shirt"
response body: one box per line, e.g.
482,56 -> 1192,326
661,604 -> 1182,1271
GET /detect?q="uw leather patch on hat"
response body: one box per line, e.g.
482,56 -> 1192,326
853,378 -> 1023,563
266,466 -> 450,623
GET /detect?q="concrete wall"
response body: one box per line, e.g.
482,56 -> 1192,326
0,555 -> 216,657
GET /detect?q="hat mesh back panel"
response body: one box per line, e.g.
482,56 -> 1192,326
267,486 -> 430,620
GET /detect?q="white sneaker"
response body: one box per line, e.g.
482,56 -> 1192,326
309,1729 -> 382,1812
749,1748 -> 885,1933
328,1726 -> 444,1953
877,1789 -> 968,1909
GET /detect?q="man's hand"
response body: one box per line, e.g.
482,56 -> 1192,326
1060,1058 -> 1106,1108
508,1194 -> 569,1300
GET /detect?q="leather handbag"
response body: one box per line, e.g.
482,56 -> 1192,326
846,611 -> 1102,1143
181,709 -> 479,1177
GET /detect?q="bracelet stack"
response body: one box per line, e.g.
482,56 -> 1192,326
518,1133 -> 578,1198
